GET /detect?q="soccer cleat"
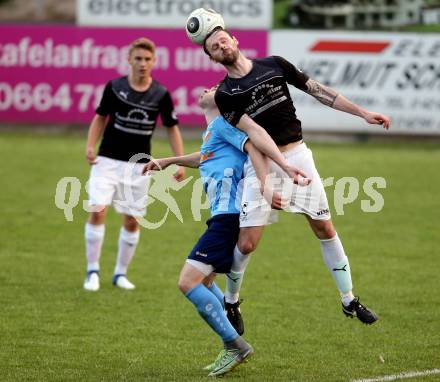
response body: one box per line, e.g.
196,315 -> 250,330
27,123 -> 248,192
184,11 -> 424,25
112,274 -> 135,290
203,350 -> 224,371
203,346 -> 246,372
83,271 -> 100,291
342,296 -> 379,324
225,299 -> 244,335
208,344 -> 254,377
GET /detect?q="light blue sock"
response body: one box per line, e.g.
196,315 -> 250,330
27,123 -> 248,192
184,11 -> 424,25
185,284 -> 238,343
208,282 -> 225,308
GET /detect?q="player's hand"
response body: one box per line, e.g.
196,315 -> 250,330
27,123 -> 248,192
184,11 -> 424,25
270,191 -> 287,210
262,187 -> 287,210
364,112 -> 390,130
174,166 -> 185,182
86,147 -> 97,165
285,165 -> 312,186
142,158 -> 171,174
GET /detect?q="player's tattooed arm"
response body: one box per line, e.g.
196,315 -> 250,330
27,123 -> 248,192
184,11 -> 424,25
305,79 -> 391,129
305,79 -> 339,107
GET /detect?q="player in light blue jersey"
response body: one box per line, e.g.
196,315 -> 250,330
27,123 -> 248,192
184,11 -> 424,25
144,86 -> 310,377
199,115 -> 248,217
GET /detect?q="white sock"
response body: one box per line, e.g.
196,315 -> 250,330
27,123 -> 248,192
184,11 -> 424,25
231,245 -> 251,273
85,223 -> 105,272
341,292 -> 355,307
114,227 -> 140,276
225,246 -> 251,304
319,233 -> 354,303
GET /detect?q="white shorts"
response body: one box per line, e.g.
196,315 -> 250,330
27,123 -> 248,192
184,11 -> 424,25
240,142 -> 331,227
87,156 -> 151,217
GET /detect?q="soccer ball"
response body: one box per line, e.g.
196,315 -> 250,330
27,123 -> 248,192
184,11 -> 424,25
186,8 -> 225,46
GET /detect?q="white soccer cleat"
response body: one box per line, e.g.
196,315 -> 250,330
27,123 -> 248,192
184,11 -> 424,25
112,274 -> 135,290
83,271 -> 100,291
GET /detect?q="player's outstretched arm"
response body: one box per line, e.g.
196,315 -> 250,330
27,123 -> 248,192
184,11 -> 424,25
166,125 -> 186,180
142,152 -> 201,175
304,79 -> 390,129
237,114 -> 311,186
85,114 -> 107,165
244,141 -> 285,210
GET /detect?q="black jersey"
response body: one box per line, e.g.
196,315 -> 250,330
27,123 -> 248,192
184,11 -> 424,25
215,56 -> 309,146
96,76 -> 178,162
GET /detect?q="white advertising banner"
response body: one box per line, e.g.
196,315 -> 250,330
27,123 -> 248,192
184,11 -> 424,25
77,0 -> 272,30
270,31 -> 440,135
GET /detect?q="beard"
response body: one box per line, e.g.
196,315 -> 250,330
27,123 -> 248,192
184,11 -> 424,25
218,49 -> 239,66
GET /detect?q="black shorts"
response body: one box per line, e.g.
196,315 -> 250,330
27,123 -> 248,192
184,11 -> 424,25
188,214 -> 240,274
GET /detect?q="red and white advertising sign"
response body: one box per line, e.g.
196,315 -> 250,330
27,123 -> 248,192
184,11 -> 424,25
0,24 -> 267,125
271,31 -> 440,135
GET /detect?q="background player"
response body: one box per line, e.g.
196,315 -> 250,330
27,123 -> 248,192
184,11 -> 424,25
203,28 -> 390,332
83,37 -> 185,291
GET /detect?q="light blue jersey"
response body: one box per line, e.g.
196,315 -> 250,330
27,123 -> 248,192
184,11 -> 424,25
199,116 -> 249,216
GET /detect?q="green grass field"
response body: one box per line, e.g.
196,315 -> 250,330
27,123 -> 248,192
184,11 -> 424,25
1,132 -> 439,381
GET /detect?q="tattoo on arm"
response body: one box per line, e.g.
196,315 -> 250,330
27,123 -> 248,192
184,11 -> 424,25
305,79 -> 339,107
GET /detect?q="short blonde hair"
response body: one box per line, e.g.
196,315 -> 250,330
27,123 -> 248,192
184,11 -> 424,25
129,37 -> 156,56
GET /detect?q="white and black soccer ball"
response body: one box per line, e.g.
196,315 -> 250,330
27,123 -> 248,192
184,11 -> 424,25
185,8 -> 225,46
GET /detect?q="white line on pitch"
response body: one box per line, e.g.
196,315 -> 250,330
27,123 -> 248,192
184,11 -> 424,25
351,368 -> 440,382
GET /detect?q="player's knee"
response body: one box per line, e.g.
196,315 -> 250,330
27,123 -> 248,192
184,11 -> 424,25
124,216 -> 139,231
238,240 -> 257,255
177,276 -> 195,294
323,224 -> 336,239
89,210 -> 105,225
315,222 -> 336,240
177,278 -> 189,294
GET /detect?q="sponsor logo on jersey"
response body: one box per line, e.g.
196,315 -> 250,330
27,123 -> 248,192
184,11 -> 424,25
127,108 -> 149,121
317,208 -> 329,216
200,150 -> 214,162
255,70 -> 275,81
223,112 -> 235,123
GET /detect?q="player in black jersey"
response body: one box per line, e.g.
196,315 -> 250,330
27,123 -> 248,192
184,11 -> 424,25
83,38 -> 185,291
203,28 -> 390,329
